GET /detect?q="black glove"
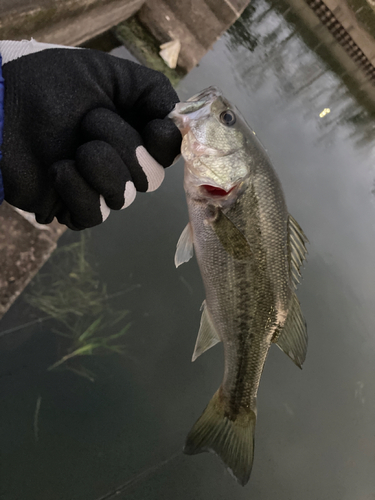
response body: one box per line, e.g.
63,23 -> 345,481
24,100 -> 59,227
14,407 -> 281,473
0,40 -> 181,230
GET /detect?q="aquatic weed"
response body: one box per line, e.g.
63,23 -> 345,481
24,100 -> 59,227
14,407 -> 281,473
25,233 -> 131,381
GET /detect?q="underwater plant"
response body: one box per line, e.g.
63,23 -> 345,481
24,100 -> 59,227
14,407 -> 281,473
25,233 -> 131,381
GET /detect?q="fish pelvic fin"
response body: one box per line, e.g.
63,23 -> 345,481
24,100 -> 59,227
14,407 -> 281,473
275,292 -> 307,369
184,390 -> 256,486
192,301 -> 221,362
175,222 -> 194,268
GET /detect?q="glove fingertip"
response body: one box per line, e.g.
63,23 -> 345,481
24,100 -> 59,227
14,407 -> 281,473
135,146 -> 165,192
121,181 -> 137,209
99,195 -> 110,221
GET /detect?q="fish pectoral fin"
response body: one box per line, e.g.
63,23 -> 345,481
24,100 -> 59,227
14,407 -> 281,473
275,293 -> 307,369
192,301 -> 221,362
212,209 -> 252,261
175,222 -> 194,268
288,214 -> 308,288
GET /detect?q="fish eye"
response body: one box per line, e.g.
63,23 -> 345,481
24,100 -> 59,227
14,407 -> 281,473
219,110 -> 236,126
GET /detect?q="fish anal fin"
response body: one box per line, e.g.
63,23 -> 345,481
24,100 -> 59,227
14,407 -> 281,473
184,390 -> 256,486
276,293 -> 307,368
288,214 -> 308,288
192,301 -> 221,362
212,210 -> 252,261
175,222 -> 194,268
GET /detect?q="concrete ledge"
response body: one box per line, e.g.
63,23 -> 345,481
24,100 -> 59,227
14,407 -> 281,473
0,203 -> 66,318
113,17 -> 185,87
0,0 -> 144,44
138,1 -> 207,71
32,0 -> 144,46
137,0 -> 250,72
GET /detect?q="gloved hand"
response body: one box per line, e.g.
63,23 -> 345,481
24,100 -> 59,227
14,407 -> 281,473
0,40 -> 181,230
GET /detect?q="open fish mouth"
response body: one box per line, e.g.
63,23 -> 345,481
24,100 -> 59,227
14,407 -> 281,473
200,184 -> 236,197
168,87 -> 222,132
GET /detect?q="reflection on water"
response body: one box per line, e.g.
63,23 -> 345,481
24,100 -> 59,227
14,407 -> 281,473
1,1 -> 375,499
227,0 -> 375,150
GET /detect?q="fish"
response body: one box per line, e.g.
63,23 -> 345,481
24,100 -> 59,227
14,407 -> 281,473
169,87 -> 308,486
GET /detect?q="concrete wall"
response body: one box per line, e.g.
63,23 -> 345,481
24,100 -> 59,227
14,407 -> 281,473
0,203 -> 66,318
137,0 -> 251,71
0,0 -> 144,46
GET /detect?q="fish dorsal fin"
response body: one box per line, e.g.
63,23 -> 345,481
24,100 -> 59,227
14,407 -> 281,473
275,293 -> 307,369
288,214 -> 308,289
212,209 -> 252,261
192,301 -> 221,362
175,222 -> 194,268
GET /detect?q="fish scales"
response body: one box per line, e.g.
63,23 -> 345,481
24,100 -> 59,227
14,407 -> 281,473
191,160 -> 289,412
170,87 -> 308,486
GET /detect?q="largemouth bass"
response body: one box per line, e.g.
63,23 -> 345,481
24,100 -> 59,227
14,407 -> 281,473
169,87 -> 308,486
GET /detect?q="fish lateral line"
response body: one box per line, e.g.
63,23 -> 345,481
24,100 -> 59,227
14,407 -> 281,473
210,208 -> 252,261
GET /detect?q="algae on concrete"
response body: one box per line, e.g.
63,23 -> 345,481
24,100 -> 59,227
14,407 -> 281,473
81,30 -> 122,52
113,16 -> 185,87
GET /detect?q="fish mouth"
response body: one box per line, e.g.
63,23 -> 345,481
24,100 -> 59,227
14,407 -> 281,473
200,184 -> 236,198
170,86 -> 238,156
194,181 -> 246,206
168,86 -> 222,134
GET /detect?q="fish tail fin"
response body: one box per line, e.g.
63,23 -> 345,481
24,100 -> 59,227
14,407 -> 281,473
184,389 -> 256,486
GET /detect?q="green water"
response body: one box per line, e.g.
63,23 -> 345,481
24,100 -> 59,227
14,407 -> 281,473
1,1 -> 375,498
